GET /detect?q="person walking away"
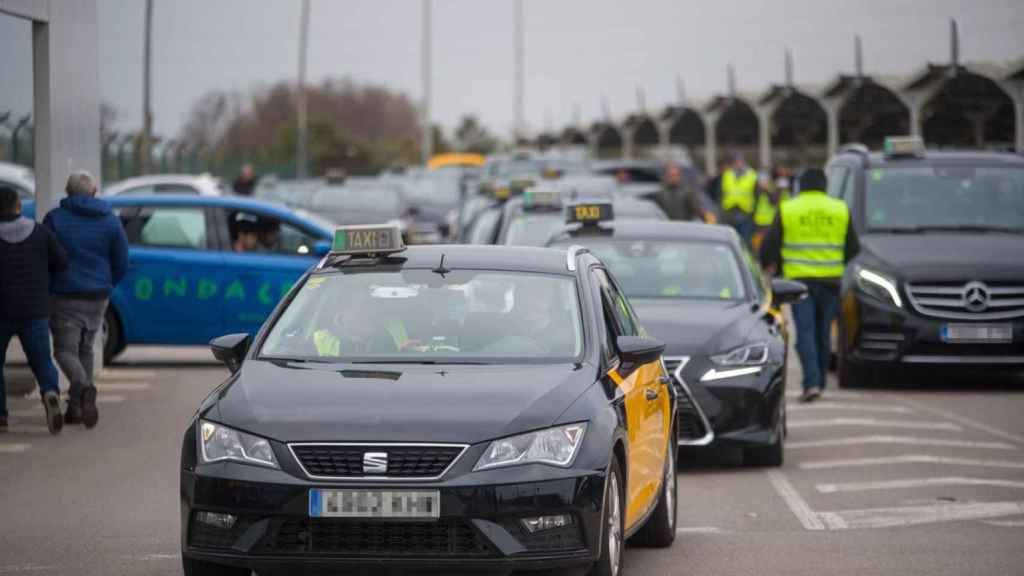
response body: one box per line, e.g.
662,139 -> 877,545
761,168 -> 858,402
752,164 -> 792,252
720,153 -> 759,247
43,172 -> 129,428
0,185 -> 68,434
233,164 -> 258,197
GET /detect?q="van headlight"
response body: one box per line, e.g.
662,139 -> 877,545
855,265 -> 902,308
474,423 -> 587,471
200,420 -> 279,469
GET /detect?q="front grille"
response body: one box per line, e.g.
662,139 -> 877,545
188,513 -> 256,550
664,356 -> 710,442
266,519 -> 494,557
906,281 -> 1024,320
499,518 -> 585,553
290,444 -> 465,479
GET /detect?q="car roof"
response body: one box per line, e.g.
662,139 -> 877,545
551,219 -> 740,244
317,244 -> 575,276
833,149 -> 1024,168
0,162 -> 35,189
107,193 -> 303,218
104,174 -> 221,194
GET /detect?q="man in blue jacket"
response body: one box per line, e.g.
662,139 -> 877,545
0,186 -> 68,434
43,171 -> 129,428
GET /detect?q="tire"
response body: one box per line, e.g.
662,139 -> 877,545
838,353 -> 874,389
590,458 -> 625,576
631,432 -> 677,547
744,402 -> 785,467
102,308 -> 125,364
182,556 -> 250,576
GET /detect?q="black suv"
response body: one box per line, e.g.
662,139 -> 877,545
826,137 -> 1024,387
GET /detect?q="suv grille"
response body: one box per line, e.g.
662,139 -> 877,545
290,444 -> 466,479
267,519 -> 494,557
906,281 -> 1024,320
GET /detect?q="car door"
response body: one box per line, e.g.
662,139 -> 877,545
212,207 -> 324,336
115,203 -> 226,345
593,268 -> 670,530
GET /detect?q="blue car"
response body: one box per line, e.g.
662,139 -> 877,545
92,195 -> 334,361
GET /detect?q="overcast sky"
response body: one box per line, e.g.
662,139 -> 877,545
1,0 -> 1022,139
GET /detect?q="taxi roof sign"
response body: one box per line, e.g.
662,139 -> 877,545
332,224 -> 405,256
566,201 -> 614,225
523,188 -> 562,210
883,135 -> 925,158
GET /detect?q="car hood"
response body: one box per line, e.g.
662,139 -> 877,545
209,360 -> 596,445
630,299 -> 755,356
860,233 -> 1024,281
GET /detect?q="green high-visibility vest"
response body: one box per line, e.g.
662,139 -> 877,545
780,190 -> 850,279
721,168 -> 758,214
754,188 -> 789,226
313,320 -> 409,356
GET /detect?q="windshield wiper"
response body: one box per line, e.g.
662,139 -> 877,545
350,359 -> 488,365
871,225 -> 1023,234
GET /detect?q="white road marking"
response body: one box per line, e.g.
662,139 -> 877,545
818,500 -> 1024,530
96,382 -> 150,392
787,402 -> 913,415
788,417 -> 961,431
765,469 -> 825,530
799,454 -> 1024,471
982,519 -> 1024,527
97,395 -> 125,404
0,443 -> 31,453
0,564 -> 59,573
120,553 -> 180,561
788,435 -> 1016,451
676,526 -> 728,534
817,477 -> 1024,494
786,390 -> 863,400
898,398 -> 1024,445
98,369 -> 157,380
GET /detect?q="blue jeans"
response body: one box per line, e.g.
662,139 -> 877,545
0,317 -> 61,419
791,282 -> 840,392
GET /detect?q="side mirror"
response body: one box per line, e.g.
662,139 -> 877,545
616,335 -> 666,375
210,333 -> 251,373
770,278 -> 808,304
312,240 -> 331,257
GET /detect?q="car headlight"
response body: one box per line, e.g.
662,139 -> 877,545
474,423 -> 587,471
200,420 -> 279,469
711,343 -> 768,367
855,265 -> 902,308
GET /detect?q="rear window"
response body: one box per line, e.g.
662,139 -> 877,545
865,164 -> 1024,232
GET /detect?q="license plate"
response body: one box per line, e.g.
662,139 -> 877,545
309,489 -> 440,519
940,323 -> 1013,343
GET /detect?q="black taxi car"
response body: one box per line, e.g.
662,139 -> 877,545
548,203 -> 806,465
181,225 -> 680,575
826,137 -> 1024,387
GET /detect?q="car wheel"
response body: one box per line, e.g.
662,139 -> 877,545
590,458 -> 625,576
838,353 -> 875,389
182,556 -> 250,576
745,431 -> 784,467
631,432 -> 678,547
102,308 -> 125,364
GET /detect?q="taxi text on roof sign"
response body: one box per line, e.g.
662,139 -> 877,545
567,201 -> 614,225
332,224 -> 405,256
883,135 -> 925,158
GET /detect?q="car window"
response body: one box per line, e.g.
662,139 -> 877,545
131,207 -> 208,249
227,210 -> 318,255
592,268 -> 639,337
467,208 -> 501,244
826,166 -> 848,198
742,247 -> 765,301
260,269 -> 584,362
118,184 -> 198,196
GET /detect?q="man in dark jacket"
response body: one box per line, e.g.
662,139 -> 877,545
232,163 -> 258,196
0,185 -> 68,434
43,171 -> 129,428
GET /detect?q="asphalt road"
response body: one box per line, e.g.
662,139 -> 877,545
1,346 -> 1023,576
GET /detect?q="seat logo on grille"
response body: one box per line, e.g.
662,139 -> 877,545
363,452 -> 388,474
963,281 -> 990,313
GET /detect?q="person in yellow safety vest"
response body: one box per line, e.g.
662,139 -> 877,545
752,164 -> 792,252
312,295 -> 414,356
720,152 -> 759,248
760,168 -> 860,403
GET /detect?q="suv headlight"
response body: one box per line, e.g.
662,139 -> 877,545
711,343 -> 768,367
855,265 -> 902,307
474,423 -> 587,471
200,420 -> 279,469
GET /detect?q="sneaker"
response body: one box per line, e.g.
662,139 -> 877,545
64,404 -> 83,425
799,387 -> 822,403
42,391 -> 63,435
81,387 -> 99,429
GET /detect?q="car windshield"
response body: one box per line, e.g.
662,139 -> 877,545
504,212 -> 565,246
260,269 -> 583,363
865,165 -> 1024,233
402,175 -> 461,205
561,239 -> 746,300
